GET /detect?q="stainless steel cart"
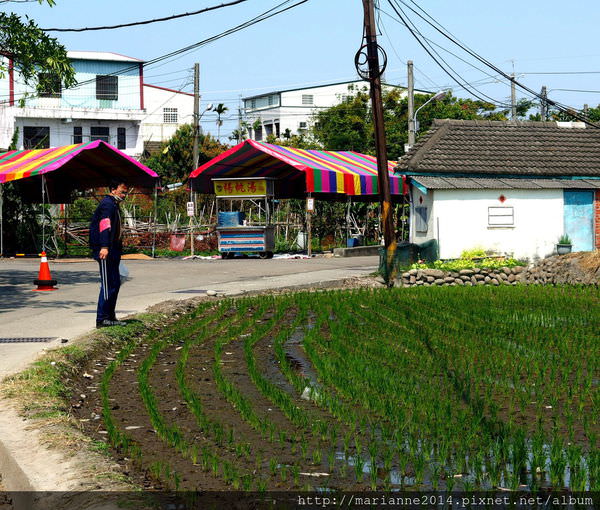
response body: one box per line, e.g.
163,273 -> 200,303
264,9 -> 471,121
213,177 -> 275,259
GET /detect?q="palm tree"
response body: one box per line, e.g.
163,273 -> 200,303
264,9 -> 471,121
214,103 -> 228,141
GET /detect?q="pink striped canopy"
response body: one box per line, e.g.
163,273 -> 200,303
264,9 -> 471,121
190,139 -> 406,199
0,140 -> 158,202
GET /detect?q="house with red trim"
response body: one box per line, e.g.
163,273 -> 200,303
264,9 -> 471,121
142,84 -> 194,155
0,51 -> 192,158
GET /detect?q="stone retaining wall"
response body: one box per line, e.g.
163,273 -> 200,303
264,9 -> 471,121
398,266 -> 526,287
518,254 -> 600,285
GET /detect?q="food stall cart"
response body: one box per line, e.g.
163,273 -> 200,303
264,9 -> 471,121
213,177 -> 275,259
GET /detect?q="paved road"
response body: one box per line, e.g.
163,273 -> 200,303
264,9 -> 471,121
0,255 -> 378,379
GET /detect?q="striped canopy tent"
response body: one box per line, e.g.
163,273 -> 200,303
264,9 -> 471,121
0,140 -> 158,203
189,139 -> 405,200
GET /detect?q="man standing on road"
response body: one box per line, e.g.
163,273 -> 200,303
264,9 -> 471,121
89,179 -> 129,328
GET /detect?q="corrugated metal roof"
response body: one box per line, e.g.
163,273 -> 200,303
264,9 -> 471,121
411,176 -> 600,190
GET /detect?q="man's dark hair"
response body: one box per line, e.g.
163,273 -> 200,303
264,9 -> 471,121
108,178 -> 128,191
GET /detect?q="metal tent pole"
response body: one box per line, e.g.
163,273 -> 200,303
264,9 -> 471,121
306,193 -> 312,257
346,196 -> 351,245
0,184 -> 3,257
152,184 -> 158,258
41,176 -> 46,253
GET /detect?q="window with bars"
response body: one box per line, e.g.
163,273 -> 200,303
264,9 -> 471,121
163,108 -> 178,123
302,94 -> 314,105
117,128 -> 126,150
38,73 -> 62,98
91,126 -> 109,143
73,126 -> 82,144
24,126 -> 50,149
96,75 -> 118,101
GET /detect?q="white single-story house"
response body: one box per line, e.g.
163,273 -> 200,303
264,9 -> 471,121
396,119 -> 600,261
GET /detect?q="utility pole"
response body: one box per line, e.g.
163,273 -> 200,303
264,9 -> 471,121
510,73 -> 517,120
191,62 -> 200,256
360,0 -> 396,286
540,85 -> 547,121
192,63 -> 200,170
407,60 -> 415,149
238,94 -> 244,143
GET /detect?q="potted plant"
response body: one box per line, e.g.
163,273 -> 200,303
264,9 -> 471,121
556,234 -> 572,255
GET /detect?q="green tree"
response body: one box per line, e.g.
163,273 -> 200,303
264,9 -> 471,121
0,1 -> 76,253
143,124 -> 228,184
0,1 -> 76,100
229,121 -> 249,144
310,88 -> 533,159
213,103 -> 228,141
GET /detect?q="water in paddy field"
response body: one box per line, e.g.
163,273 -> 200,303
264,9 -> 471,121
280,312 -> 592,492
283,323 -> 320,390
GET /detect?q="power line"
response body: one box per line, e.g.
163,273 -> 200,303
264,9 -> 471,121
385,0 -> 511,107
5,0 -> 309,105
548,89 -> 600,94
377,12 -> 440,91
42,0 -> 248,32
521,71 -> 600,75
389,0 -> 600,127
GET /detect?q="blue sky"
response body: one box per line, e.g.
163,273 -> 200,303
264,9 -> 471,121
8,0 -> 600,140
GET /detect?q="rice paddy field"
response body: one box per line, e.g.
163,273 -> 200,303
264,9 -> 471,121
74,285 -> 599,492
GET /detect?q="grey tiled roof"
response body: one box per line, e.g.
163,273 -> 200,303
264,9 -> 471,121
396,119 -> 600,177
411,176 -> 600,190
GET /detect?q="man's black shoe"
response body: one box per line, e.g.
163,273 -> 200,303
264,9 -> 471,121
96,319 -> 127,328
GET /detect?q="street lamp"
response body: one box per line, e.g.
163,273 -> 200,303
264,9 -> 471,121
413,89 -> 450,133
198,103 -> 214,136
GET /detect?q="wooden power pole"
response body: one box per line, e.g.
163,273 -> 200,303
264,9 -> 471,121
191,62 -> 200,256
192,63 -> 200,170
407,60 -> 415,148
360,0 -> 397,286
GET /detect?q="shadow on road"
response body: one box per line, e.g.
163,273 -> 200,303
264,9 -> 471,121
0,269 -> 97,312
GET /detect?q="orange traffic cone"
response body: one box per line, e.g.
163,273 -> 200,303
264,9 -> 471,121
33,251 -> 57,291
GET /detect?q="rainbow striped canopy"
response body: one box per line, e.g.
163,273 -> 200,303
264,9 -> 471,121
190,140 -> 405,199
0,140 -> 158,202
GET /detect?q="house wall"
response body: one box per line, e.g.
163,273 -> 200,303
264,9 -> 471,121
141,85 -> 194,144
411,187 -> 564,261
12,59 -> 142,111
244,81 -> 406,140
0,56 -> 145,156
596,191 -> 600,249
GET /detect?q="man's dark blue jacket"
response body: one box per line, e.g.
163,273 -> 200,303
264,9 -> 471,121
89,195 -> 122,255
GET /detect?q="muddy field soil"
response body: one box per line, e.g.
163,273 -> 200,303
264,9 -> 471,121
70,280 -> 383,491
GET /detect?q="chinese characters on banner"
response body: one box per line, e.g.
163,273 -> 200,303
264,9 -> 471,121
214,179 -> 267,196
